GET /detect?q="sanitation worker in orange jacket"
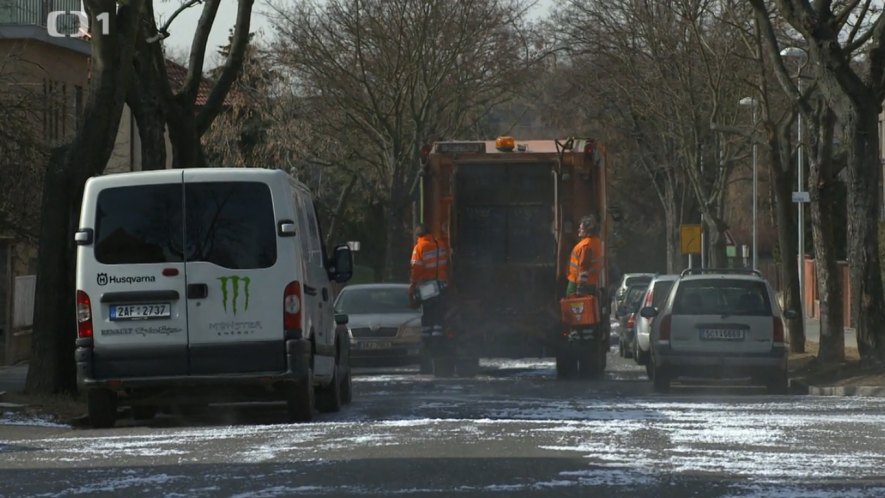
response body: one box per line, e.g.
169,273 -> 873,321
409,224 -> 449,336
567,215 -> 603,296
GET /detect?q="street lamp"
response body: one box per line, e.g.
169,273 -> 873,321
780,46 -> 808,318
739,96 -> 758,271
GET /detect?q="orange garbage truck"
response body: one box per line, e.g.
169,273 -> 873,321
418,136 -> 610,377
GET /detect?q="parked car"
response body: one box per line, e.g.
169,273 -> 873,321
633,274 -> 679,370
610,273 -> 654,315
642,268 -> 796,394
616,283 -> 649,358
334,283 -> 423,364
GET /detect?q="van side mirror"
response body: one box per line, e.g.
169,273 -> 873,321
783,309 -> 799,320
334,313 -> 349,325
329,244 -> 353,283
639,306 -> 658,319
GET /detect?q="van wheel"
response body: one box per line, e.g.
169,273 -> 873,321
286,369 -> 314,423
316,366 -> 343,413
87,389 -> 117,429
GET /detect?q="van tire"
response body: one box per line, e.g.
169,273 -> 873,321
286,369 -> 314,423
87,389 -> 117,429
316,366 -> 343,413
652,365 -> 670,393
340,367 -> 353,405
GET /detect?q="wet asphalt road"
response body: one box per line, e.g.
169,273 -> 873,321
2,349 -> 885,497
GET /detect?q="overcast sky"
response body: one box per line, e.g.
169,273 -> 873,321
153,0 -> 553,64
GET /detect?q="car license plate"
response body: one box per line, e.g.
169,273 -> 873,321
700,328 -> 745,341
110,303 -> 171,321
356,341 -> 392,350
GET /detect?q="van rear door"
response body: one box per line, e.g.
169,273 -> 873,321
182,174 -> 287,374
82,171 -> 189,378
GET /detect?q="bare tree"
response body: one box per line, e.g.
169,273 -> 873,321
0,53 -> 46,243
749,0 -> 885,361
127,0 -> 255,169
27,0 -> 145,394
559,0 -> 756,269
270,0 -> 546,279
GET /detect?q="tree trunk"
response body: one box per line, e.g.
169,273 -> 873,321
702,213 -> 728,268
771,164 -> 805,352
167,97 -> 207,168
127,9 -> 167,170
809,163 -> 844,363
26,1 -> 145,395
845,108 -> 885,360
26,147 -> 78,393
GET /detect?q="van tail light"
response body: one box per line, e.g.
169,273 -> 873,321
659,314 -> 672,341
283,281 -> 302,332
773,316 -> 785,343
626,313 -> 636,329
76,290 -> 93,338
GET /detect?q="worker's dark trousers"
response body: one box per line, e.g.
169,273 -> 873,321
421,290 -> 447,335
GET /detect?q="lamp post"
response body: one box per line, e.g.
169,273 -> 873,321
780,46 -> 808,318
739,96 -> 758,270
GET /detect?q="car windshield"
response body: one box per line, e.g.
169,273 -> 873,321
336,287 -> 414,314
673,279 -> 771,316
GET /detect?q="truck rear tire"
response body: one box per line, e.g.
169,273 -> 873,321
456,356 -> 480,377
433,357 -> 456,377
556,350 -> 578,379
87,389 -> 117,429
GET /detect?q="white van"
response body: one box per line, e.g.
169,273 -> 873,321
73,168 -> 353,428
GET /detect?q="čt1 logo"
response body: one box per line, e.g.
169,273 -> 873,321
46,11 -> 110,38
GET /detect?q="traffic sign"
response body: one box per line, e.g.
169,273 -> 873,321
792,191 -> 810,203
680,224 -> 702,255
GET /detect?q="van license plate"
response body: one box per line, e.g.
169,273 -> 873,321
110,303 -> 171,321
700,328 -> 745,341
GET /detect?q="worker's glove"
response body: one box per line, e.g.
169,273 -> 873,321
408,283 -> 420,308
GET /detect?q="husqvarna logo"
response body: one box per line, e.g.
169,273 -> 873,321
218,276 -> 251,315
96,273 -> 156,286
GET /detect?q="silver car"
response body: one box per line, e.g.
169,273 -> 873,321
334,283 -> 423,364
642,269 -> 796,394
633,274 -> 679,370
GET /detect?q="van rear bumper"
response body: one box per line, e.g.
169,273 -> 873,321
76,338 -> 312,390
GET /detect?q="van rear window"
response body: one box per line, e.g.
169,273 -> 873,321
95,184 -> 184,264
94,181 -> 277,269
185,182 -> 276,269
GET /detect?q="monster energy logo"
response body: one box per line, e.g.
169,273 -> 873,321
218,276 -> 251,315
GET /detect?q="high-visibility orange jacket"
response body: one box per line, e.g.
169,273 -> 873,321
410,235 -> 449,284
568,236 -> 603,285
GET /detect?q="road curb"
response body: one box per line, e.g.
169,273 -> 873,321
791,380 -> 885,397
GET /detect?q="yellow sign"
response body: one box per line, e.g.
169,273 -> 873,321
680,224 -> 702,255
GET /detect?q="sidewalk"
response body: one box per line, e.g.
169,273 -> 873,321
799,317 -> 857,350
